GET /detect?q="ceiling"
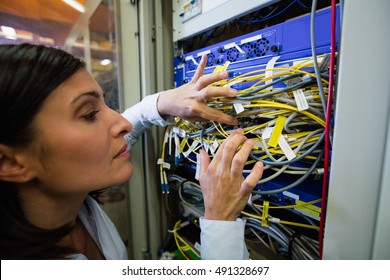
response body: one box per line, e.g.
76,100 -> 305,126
0,0 -> 83,22
0,0 -> 111,47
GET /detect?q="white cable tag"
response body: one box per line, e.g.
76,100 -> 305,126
283,191 -> 300,200
164,131 -> 170,143
234,44 -> 246,56
265,56 -> 280,87
185,55 -> 198,65
278,135 -> 296,161
293,89 -> 309,111
203,142 -> 210,153
182,149 -> 191,158
233,102 -> 245,114
194,242 -> 201,252
174,134 -> 180,158
195,154 -> 201,180
253,141 -> 263,148
223,80 -> 241,88
247,193 -> 253,206
168,127 -> 173,155
224,42 -> 246,56
157,158 -> 171,169
262,126 -> 274,140
182,140 -> 200,158
173,126 -> 186,138
209,139 -> 219,155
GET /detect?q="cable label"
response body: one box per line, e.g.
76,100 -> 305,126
233,102 -> 245,114
278,135 -> 296,161
293,89 -> 309,111
265,55 -> 280,88
268,116 -> 286,148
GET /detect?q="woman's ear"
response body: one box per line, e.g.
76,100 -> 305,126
0,145 -> 36,183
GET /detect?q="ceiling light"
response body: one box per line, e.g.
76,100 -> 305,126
62,0 -> 86,13
1,26 -> 17,40
100,59 -> 112,66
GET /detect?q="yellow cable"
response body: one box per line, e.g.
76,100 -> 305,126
241,211 -> 319,230
253,198 -> 322,209
173,220 -> 201,259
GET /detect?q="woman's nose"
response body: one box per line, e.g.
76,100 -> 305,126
119,115 -> 132,136
112,109 -> 132,137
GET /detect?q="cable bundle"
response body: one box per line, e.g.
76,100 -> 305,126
162,54 -> 329,192
158,54 -> 333,259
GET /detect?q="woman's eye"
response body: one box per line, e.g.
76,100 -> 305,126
82,110 -> 100,122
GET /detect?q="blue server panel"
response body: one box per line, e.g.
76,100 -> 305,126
174,6 -> 340,88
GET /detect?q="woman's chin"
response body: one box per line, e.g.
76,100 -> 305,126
112,165 -> 133,186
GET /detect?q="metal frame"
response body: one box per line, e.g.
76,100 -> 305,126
118,0 -> 173,260
172,0 -> 279,41
323,0 -> 390,259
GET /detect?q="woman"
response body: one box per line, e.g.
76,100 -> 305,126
0,43 -> 263,259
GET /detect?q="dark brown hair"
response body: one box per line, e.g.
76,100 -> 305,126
0,43 -> 86,259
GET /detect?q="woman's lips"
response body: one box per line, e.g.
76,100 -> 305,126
114,144 -> 130,159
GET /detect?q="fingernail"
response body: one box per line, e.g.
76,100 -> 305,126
236,128 -> 244,134
219,72 -> 228,78
256,161 -> 264,168
229,89 -> 237,95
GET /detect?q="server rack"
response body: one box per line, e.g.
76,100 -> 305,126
119,0 -> 390,260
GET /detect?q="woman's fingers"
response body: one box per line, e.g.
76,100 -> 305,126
193,71 -> 228,89
219,133 -> 247,175
198,128 -> 264,221
241,161 -> 264,195
199,149 -> 210,183
189,105 -> 238,125
201,85 -> 237,99
230,138 -> 254,179
191,54 -> 207,82
211,129 -> 244,164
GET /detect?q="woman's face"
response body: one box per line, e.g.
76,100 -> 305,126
27,68 -> 133,195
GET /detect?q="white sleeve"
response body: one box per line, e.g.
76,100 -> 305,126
121,92 -> 173,148
200,218 -> 249,260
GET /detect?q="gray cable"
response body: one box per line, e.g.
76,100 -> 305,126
251,131 -> 324,167
310,0 -> 327,113
235,77 -> 319,100
238,72 -> 303,98
274,97 -> 324,118
253,149 -> 324,195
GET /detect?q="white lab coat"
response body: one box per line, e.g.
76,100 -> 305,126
70,196 -> 128,260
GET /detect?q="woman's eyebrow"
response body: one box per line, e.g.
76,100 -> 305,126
71,91 -> 101,104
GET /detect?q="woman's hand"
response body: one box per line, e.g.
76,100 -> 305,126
199,129 -> 264,221
157,54 -> 238,125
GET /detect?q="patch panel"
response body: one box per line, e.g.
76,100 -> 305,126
174,5 -> 340,87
